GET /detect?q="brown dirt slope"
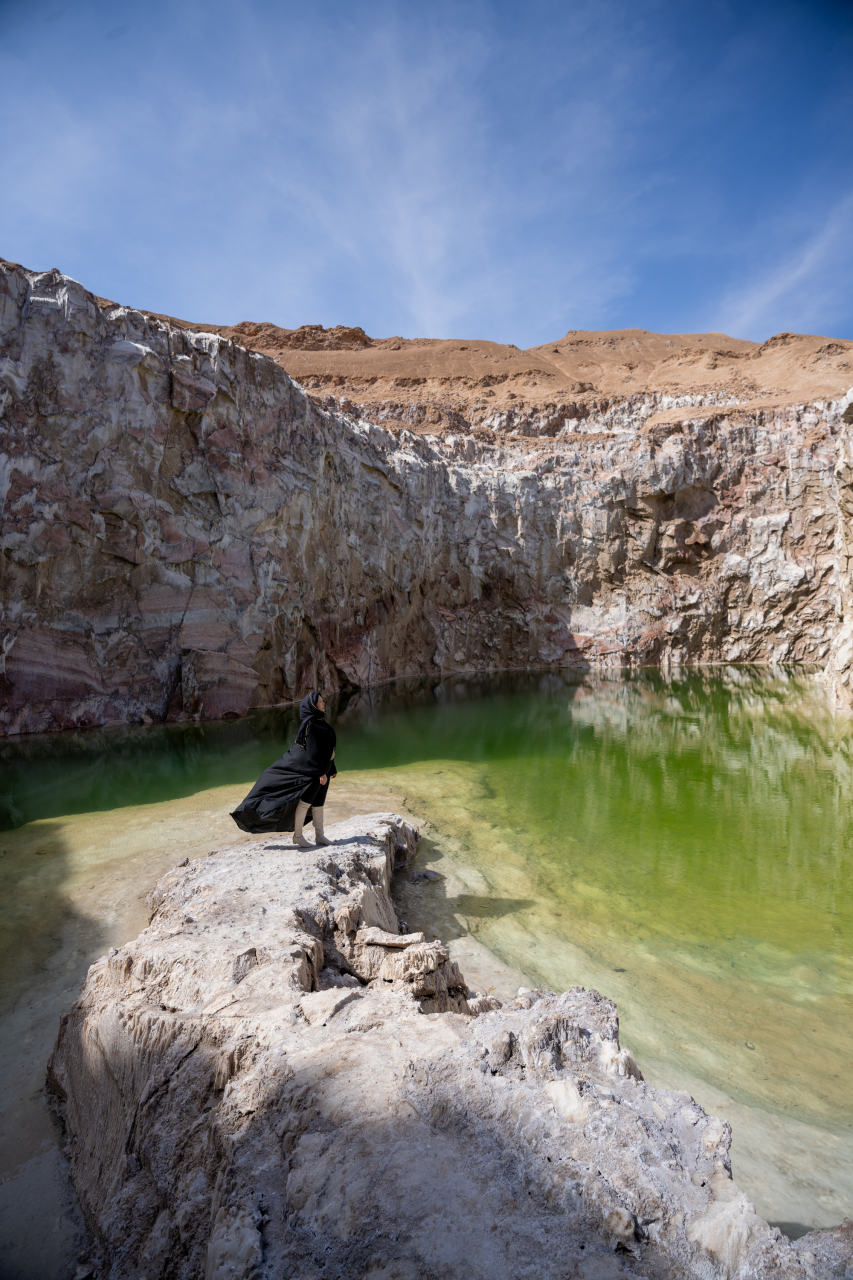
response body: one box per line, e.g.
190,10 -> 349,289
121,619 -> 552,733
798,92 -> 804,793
135,303 -> 853,436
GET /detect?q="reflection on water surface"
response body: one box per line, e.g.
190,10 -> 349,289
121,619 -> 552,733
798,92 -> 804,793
1,666 -> 851,1252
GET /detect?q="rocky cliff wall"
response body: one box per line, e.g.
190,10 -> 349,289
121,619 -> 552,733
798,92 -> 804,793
46,814 -> 852,1278
154,309 -> 853,440
2,259 -> 853,736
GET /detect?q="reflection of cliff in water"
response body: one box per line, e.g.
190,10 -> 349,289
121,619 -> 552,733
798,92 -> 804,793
0,713 -> 296,831
534,666 -> 852,949
1,671 -> 559,830
345,664 -> 853,950
3,664 -> 847,832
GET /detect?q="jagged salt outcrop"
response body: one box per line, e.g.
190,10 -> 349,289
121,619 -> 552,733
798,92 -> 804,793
46,814 -> 851,1279
4,258 -> 853,734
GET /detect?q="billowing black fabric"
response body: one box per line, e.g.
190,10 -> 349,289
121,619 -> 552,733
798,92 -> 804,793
230,718 -> 337,834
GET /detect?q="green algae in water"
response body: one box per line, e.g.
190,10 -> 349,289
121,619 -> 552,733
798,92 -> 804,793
483,675 -> 853,953
335,668 -> 853,1134
2,666 -> 851,1138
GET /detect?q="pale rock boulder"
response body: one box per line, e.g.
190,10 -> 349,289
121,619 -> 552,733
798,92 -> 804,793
48,814 -> 852,1279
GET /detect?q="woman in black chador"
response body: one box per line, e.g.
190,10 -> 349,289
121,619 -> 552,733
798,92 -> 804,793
230,691 -> 337,847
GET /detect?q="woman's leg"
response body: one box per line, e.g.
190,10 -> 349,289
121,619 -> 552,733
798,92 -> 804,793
292,800 -> 312,848
312,807 -> 331,846
310,779 -> 332,845
293,779 -> 321,847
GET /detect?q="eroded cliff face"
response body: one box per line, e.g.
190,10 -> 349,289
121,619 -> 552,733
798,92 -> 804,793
2,258 -> 853,736
46,814 -> 852,1279
151,306 -> 853,440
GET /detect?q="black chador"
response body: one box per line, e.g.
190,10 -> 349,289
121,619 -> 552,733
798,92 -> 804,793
230,691 -> 337,846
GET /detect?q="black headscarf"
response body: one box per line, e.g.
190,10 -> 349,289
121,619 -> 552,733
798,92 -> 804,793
295,691 -> 325,747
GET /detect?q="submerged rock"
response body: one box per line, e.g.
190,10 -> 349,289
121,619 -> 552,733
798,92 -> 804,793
47,813 -> 850,1278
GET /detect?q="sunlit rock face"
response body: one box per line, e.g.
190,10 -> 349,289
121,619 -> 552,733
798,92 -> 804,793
2,257 -> 852,735
46,814 -> 852,1279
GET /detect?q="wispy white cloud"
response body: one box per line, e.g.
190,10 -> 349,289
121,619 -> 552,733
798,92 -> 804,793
0,0 -> 652,340
1,0 -> 851,343
716,190 -> 853,340
250,9 -> 642,339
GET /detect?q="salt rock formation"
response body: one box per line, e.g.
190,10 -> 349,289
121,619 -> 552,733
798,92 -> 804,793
3,256 -> 853,736
47,813 -> 849,1279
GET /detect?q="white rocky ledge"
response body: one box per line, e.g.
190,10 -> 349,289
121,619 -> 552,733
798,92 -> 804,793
48,814 -> 851,1279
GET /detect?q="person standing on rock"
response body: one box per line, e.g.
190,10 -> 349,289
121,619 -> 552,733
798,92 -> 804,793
230,691 -> 337,846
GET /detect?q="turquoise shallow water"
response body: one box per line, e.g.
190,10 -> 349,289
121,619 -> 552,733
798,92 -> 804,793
1,666 -> 852,1244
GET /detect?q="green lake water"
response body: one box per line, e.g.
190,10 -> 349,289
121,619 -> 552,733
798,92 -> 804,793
1,666 -> 852,1264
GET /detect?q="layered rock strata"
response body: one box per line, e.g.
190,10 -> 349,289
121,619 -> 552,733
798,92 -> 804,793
47,813 -> 852,1279
3,258 -> 853,736
152,311 -> 853,441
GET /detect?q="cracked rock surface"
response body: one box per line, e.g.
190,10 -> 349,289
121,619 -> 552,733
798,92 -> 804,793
4,258 -> 853,735
47,814 -> 852,1279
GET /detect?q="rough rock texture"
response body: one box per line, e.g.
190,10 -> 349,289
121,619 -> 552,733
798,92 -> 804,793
47,813 -> 851,1280
150,310 -> 853,441
824,421 -> 853,709
3,257 -> 853,736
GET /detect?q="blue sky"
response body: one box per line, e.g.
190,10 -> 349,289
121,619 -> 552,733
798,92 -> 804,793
1,0 -> 851,344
